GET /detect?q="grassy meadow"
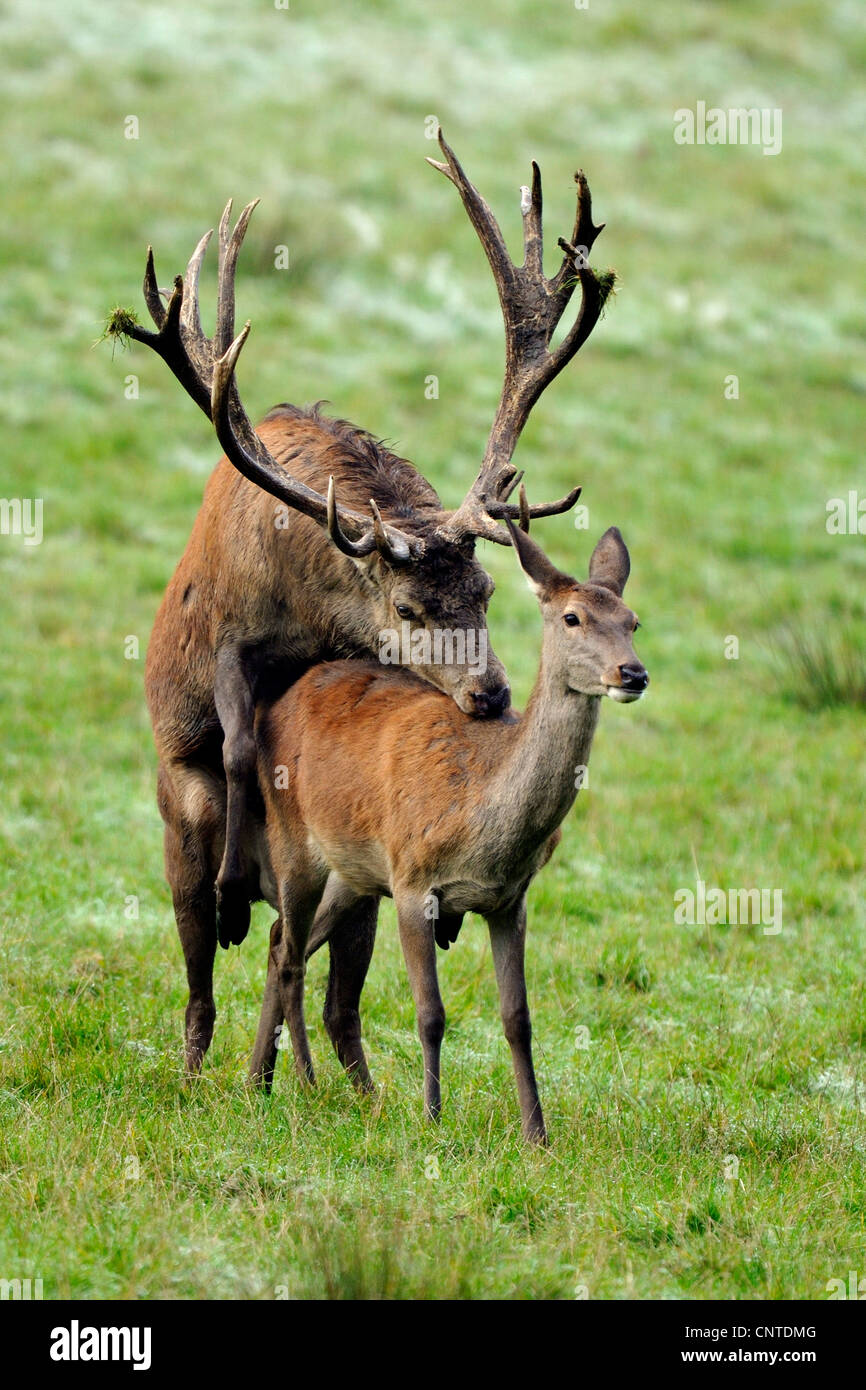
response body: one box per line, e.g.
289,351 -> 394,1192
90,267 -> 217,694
1,0 -> 865,1299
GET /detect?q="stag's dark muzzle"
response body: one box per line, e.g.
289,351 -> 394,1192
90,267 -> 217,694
469,684 -> 511,718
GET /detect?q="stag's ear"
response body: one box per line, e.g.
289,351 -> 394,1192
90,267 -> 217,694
506,519 -> 569,601
588,526 -> 630,596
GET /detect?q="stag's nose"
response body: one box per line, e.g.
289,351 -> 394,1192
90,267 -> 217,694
619,663 -> 649,693
471,684 -> 511,718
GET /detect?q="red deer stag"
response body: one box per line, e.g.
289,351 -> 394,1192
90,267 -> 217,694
121,131 -> 615,1073
252,516 -> 647,1143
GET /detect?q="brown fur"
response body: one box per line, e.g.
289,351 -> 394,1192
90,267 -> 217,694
135,137 -> 613,1078
251,523 -> 648,1142
146,405 -> 510,1071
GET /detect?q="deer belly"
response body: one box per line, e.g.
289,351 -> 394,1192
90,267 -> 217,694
309,832 -> 390,897
437,880 -> 521,918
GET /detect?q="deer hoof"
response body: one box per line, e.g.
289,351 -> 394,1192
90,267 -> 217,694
215,878 -> 251,949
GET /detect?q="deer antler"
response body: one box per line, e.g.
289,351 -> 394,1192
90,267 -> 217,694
125,202 -> 419,563
427,130 -> 614,546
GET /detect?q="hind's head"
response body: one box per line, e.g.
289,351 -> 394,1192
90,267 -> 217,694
506,519 -> 648,702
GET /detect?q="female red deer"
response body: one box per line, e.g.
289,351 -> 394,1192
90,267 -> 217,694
120,132 -> 615,1073
252,517 -> 648,1143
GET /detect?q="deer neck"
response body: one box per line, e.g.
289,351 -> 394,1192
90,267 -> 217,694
483,626 -> 601,862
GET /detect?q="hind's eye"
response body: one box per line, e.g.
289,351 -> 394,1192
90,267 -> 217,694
564,613 -> 580,627
395,603 -> 415,620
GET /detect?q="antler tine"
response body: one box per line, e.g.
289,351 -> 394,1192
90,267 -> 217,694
369,498 -> 412,564
426,129 -> 516,307
549,169 -> 606,300
500,468 -> 525,503
326,477 -> 376,558
430,130 -> 613,545
518,482 -> 531,534
215,199 -> 259,358
142,247 -> 167,330
180,227 -> 214,338
486,484 -> 583,528
521,161 -> 544,279
445,483 -> 582,548
324,485 -> 412,563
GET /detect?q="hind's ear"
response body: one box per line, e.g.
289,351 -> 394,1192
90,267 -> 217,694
505,518 -> 569,601
588,527 -> 630,596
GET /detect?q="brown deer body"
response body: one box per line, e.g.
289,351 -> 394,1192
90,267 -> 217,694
146,404 -> 509,1071
124,132 -> 615,1075
252,521 -> 647,1143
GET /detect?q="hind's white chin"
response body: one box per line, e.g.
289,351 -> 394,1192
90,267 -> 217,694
607,686 -> 644,703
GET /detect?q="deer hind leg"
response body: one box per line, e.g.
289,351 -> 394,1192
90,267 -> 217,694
267,869 -> 325,1085
251,877 -> 379,1093
486,897 -> 547,1145
159,762 -> 223,1074
306,874 -> 379,1094
395,891 -> 446,1122
213,645 -> 257,949
249,917 -> 284,1090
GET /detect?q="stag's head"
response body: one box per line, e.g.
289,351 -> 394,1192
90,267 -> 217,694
507,518 -> 648,703
332,520 -> 507,716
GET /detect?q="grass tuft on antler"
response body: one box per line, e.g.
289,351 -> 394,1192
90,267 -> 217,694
562,266 -> 618,308
101,306 -> 141,354
595,268 -> 618,309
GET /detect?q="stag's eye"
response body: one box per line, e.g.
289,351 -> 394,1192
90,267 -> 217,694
633,620 -> 641,631
564,613 -> 580,627
395,603 -> 415,620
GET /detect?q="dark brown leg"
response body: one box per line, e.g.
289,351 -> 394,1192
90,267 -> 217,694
249,918 -> 284,1089
159,762 -> 222,1074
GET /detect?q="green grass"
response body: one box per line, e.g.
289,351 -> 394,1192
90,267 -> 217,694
769,619 -> 866,709
1,0 -> 865,1300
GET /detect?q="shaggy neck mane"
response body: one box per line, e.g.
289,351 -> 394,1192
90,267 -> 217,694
263,402 -> 442,520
